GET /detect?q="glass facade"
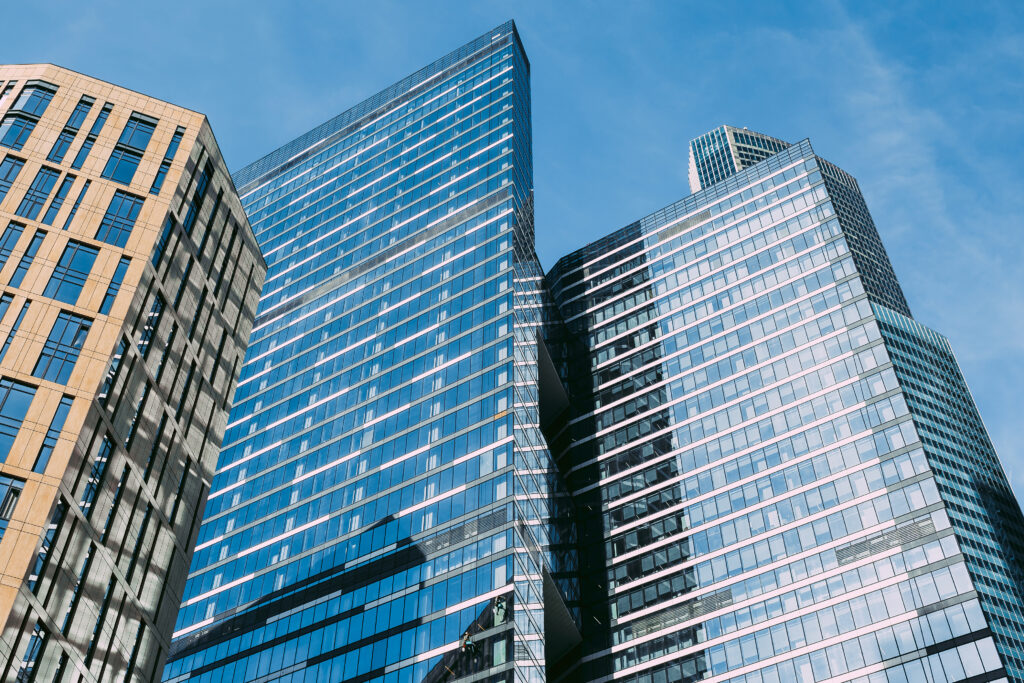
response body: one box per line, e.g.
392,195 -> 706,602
165,21 -> 578,683
547,138 -> 1023,682
688,125 -> 791,194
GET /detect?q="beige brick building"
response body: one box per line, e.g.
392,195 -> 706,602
0,65 -> 265,681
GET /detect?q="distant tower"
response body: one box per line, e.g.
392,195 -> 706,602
688,124 -> 791,193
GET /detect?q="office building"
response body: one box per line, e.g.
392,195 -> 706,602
159,20 -> 1024,683
163,21 -> 579,683
0,65 -> 266,681
548,131 -> 1024,682
688,126 -> 790,194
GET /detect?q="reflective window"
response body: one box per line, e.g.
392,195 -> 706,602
34,395 -> 73,473
70,102 -> 112,171
0,378 -> 35,462
33,310 -> 92,383
102,113 -> 156,185
95,190 -> 143,247
8,230 -> 45,288
99,256 -> 130,315
44,240 -> 98,304
15,166 -> 60,220
41,174 -> 76,225
0,155 -> 24,204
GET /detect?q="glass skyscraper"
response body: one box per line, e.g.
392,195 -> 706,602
160,22 -> 1024,683
688,126 -> 791,194
548,133 -> 1024,682
163,21 -> 579,683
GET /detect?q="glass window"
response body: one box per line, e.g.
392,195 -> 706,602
99,256 -> 130,315
79,435 -> 112,517
150,126 -> 185,196
0,114 -> 37,151
61,180 -> 90,231
0,476 -> 25,539
70,102 -> 112,171
9,230 -> 45,288
0,301 -> 29,364
0,82 -> 56,152
28,498 -> 66,592
33,311 -> 92,383
0,378 -> 35,462
44,240 -> 99,305
101,147 -> 143,185
117,114 -> 157,151
10,82 -> 57,117
95,190 -> 143,247
102,114 -> 156,185
138,295 -> 165,356
0,294 -> 13,323
41,174 -> 75,225
15,166 -> 60,220
46,131 -> 75,164
34,395 -> 73,473
0,155 -> 24,205
152,216 -> 174,268
0,222 -> 24,270
0,82 -> 16,109
64,97 -> 94,132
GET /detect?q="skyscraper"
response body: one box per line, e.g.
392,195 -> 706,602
0,65 -> 265,681
548,132 -> 1024,682
688,126 -> 791,194
163,21 -> 579,683
161,22 -> 1024,683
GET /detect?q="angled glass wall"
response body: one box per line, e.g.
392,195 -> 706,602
163,21 -> 578,683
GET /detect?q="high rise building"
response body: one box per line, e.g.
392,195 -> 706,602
548,133 -> 1024,682
0,65 -> 266,681
163,21 -> 579,683
688,126 -> 790,194
157,21 -> 1024,683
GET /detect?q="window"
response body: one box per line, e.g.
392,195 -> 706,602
33,311 -> 92,383
44,240 -> 98,305
47,96 -> 94,163
150,126 -> 185,195
70,102 -> 112,171
152,215 -> 175,268
0,294 -> 12,323
0,378 -> 35,462
79,436 -> 112,517
0,301 -> 29,364
102,113 -> 157,185
47,131 -> 75,165
99,256 -> 130,315
182,161 -> 212,234
0,82 -> 15,109
102,148 -> 143,185
34,395 -> 73,474
9,230 -> 45,288
98,337 -> 126,404
0,82 -> 57,151
14,166 -> 60,220
0,478 -> 24,546
0,115 -> 36,151
0,155 -> 24,204
28,499 -> 66,592
95,190 -> 143,247
0,222 -> 24,270
138,295 -> 165,356
61,179 -> 90,231
0,476 -> 24,537
41,174 -> 75,225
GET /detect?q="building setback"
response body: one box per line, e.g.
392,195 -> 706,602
0,65 -> 265,681
547,134 -> 1024,682
163,21 -> 579,683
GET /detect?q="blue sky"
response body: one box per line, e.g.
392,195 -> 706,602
5,1 -> 1023,501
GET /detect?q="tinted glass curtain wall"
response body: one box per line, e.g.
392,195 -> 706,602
164,22 -> 578,683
